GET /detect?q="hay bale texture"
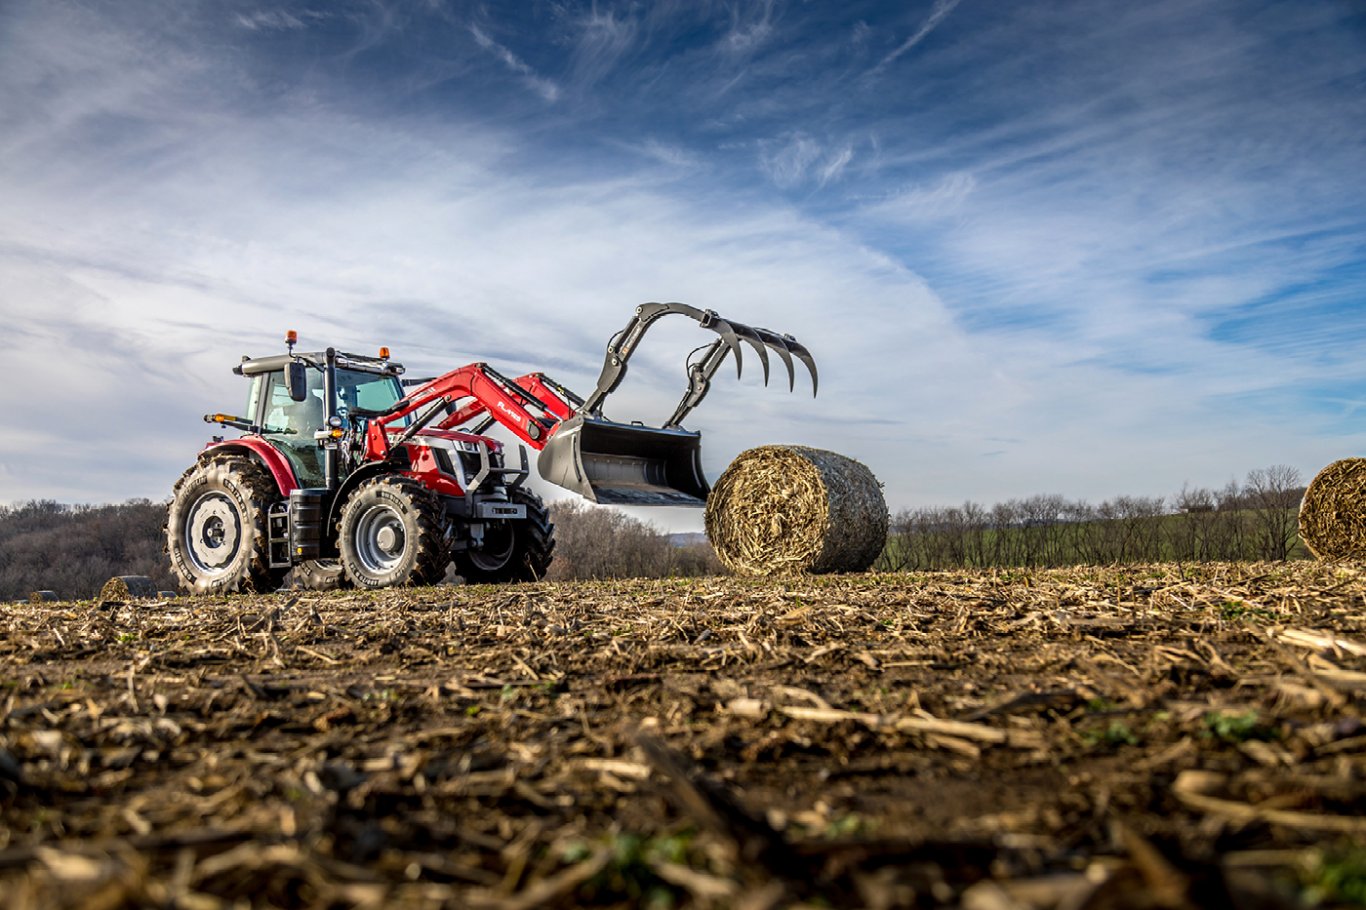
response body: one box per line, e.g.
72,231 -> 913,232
705,445 -> 887,576
99,575 -> 158,601
1299,458 -> 1366,560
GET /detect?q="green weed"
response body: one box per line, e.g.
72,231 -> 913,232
1082,720 -> 1140,748
1303,846 -> 1366,906
1204,710 -> 1277,744
1219,600 -> 1274,621
561,829 -> 699,908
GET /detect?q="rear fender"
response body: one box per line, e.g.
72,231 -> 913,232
202,439 -> 299,498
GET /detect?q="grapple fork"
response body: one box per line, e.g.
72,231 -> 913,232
537,302 -> 816,506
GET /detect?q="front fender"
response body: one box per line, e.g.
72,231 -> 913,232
326,461 -> 399,534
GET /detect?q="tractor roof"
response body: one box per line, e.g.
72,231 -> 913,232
234,351 -> 405,377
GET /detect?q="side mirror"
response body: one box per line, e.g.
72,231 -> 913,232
285,362 -> 309,402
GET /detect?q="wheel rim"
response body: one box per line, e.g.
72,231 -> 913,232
352,503 -> 408,574
469,522 -> 516,572
184,491 -> 242,575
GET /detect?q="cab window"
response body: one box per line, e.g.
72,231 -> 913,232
244,375 -> 265,427
262,369 -> 326,435
262,369 -> 327,487
336,368 -> 404,418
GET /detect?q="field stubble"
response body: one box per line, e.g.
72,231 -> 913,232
3,563 -> 1366,908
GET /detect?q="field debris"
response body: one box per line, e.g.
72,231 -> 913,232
705,445 -> 888,575
3,562 -> 1366,908
1299,458 -> 1366,560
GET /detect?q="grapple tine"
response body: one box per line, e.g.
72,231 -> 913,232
783,334 -> 818,396
710,318 -> 744,379
752,327 -> 797,392
578,302 -> 814,435
730,322 -> 770,386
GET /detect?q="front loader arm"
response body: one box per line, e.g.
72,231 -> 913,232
440,371 -> 582,433
363,363 -> 561,460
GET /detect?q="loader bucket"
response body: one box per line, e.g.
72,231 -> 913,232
538,415 -> 709,506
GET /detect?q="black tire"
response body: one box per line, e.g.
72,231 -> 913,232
452,488 -> 555,584
166,455 -> 286,595
338,475 -> 451,589
292,559 -> 350,591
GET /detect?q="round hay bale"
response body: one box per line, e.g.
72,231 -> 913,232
28,590 -> 59,603
99,575 -> 158,601
705,445 -> 887,576
1299,458 -> 1366,560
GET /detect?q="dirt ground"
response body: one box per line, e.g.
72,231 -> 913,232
3,562 -> 1366,908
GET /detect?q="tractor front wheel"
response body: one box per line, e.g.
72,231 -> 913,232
452,488 -> 555,584
166,455 -> 286,594
339,476 -> 451,589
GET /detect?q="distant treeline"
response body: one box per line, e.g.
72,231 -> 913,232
0,500 -> 178,601
875,465 -> 1307,571
545,500 -> 720,581
0,496 -> 721,601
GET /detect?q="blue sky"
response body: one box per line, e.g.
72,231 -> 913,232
1,0 -> 1364,530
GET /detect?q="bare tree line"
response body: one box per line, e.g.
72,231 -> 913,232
0,500 -> 178,601
875,465 -> 1307,571
545,500 -> 719,581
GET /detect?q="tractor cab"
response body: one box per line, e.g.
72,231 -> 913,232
235,350 -> 407,487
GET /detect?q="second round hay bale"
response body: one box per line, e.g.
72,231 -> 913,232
1299,458 -> 1366,560
705,445 -> 887,575
99,575 -> 158,601
28,590 -> 59,603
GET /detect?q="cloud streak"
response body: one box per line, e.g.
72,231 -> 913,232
469,23 -> 561,102
870,0 -> 963,75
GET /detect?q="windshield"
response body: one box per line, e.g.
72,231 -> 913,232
335,368 -> 403,417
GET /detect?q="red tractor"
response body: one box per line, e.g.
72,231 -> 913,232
166,303 -> 816,592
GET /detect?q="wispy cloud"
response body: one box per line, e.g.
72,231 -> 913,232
721,0 -> 775,56
758,133 -> 856,189
817,144 -> 854,186
469,23 -> 561,103
619,138 -> 702,170
865,172 -> 976,221
234,9 -> 325,32
568,6 -> 638,88
870,0 -> 963,75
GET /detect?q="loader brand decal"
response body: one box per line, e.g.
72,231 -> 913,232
495,400 -> 526,429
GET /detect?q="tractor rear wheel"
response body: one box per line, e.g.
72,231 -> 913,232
452,488 -> 555,584
339,476 -> 451,589
166,455 -> 286,594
